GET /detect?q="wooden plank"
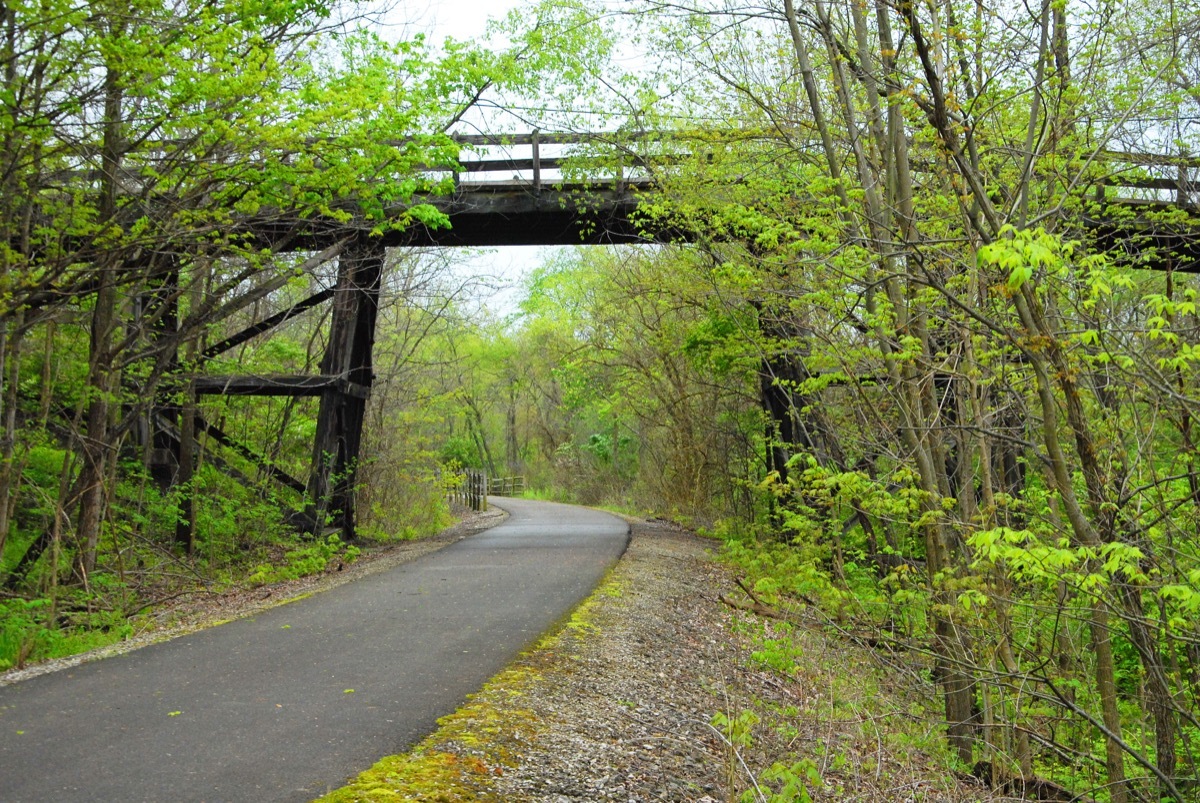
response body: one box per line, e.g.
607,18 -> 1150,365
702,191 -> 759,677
1099,149 -> 1200,169
190,375 -> 372,398
447,179 -> 653,194
306,241 -> 385,539
531,129 -> 541,192
200,287 -> 334,362
192,375 -> 337,396
444,132 -> 614,146
427,156 -> 680,175
195,414 -> 308,494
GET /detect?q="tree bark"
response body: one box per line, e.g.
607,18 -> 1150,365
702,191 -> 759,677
75,55 -> 124,578
0,314 -> 24,561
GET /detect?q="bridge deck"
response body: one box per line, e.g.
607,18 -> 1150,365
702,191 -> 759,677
392,181 -> 654,247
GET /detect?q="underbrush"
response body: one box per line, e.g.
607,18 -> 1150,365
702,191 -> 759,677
0,597 -> 134,672
708,610 -> 970,802
702,540 -> 969,803
516,484 -> 573,503
246,534 -> 360,587
711,508 -> 1200,803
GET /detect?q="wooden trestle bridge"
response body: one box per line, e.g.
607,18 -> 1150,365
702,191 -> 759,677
152,131 -> 1200,542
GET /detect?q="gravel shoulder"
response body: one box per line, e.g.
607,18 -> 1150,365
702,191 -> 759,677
321,518 -> 1005,803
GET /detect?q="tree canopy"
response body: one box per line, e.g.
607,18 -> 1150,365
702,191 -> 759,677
2,0 -> 1199,800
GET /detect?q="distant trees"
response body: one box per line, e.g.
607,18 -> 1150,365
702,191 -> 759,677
455,0 -> 1200,798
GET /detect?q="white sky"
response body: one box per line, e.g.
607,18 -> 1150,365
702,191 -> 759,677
372,0 -> 518,44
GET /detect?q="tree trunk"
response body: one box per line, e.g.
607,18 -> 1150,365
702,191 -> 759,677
1118,582 -> 1178,798
1011,288 -> 1130,803
75,56 -> 124,578
0,314 -> 24,561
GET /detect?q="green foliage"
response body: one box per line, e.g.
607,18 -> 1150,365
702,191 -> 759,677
22,446 -> 67,492
759,759 -> 820,803
751,634 -> 804,676
580,431 -> 634,468
246,534 -> 359,587
713,707 -> 824,802
712,708 -> 759,750
439,436 -> 481,470
0,598 -> 48,671
0,597 -> 132,672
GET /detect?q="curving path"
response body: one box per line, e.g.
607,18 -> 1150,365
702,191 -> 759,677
0,498 -> 628,802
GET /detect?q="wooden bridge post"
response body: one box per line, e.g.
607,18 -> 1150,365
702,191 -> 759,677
306,238 -> 385,539
531,128 -> 541,192
144,262 -> 181,491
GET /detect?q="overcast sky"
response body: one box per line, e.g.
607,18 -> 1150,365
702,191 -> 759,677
369,0 -> 557,319
374,0 -> 524,47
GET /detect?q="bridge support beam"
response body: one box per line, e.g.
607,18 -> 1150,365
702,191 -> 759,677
142,262 -> 181,491
305,239 -> 384,539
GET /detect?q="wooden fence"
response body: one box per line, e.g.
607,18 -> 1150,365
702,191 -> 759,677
449,469 -> 489,512
447,472 -> 527,512
488,476 -> 525,497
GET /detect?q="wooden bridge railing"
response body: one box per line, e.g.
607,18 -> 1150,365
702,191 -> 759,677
425,131 -> 1200,211
1092,150 -> 1200,207
50,129 -> 1200,213
436,130 -> 666,192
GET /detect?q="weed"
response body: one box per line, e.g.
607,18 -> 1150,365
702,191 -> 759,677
246,534 -> 359,587
0,597 -> 132,671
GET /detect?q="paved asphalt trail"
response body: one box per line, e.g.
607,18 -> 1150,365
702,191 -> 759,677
0,498 -> 628,802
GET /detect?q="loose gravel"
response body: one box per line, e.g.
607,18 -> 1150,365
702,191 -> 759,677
338,517 -> 1007,803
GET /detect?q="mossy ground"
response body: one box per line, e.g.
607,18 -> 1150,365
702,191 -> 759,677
315,575 -> 620,803
315,522 -> 1000,803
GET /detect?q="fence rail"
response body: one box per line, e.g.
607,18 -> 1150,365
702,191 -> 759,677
446,472 -> 528,512
488,476 -> 525,497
